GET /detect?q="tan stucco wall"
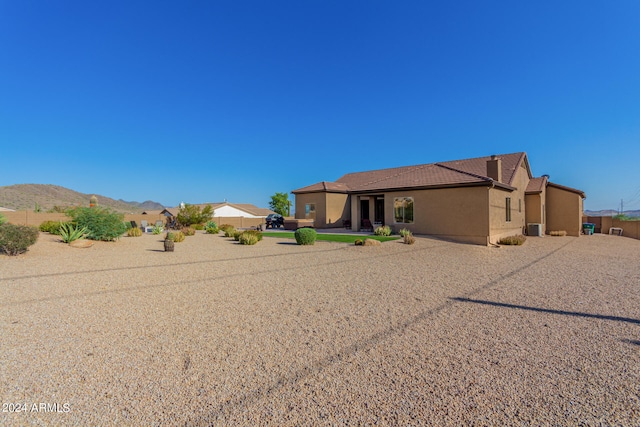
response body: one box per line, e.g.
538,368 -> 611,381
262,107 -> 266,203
294,192 -> 349,228
525,189 -> 547,234
375,187 -> 491,245
488,188 -> 526,243
546,186 -> 583,236
325,193 -> 350,227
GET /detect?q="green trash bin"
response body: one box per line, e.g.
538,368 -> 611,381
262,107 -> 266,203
582,223 -> 595,235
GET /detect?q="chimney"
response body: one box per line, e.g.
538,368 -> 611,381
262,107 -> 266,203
487,155 -> 502,182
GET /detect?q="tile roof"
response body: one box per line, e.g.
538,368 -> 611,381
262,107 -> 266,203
293,152 -> 528,193
526,177 -> 548,193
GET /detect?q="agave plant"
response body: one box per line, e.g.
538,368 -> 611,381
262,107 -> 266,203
59,222 -> 89,243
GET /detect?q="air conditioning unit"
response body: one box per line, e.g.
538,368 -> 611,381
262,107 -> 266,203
527,223 -> 543,237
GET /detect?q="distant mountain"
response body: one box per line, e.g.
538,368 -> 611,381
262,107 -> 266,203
585,209 -> 640,217
0,184 -> 165,213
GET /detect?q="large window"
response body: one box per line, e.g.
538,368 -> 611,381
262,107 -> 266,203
305,203 -> 316,219
394,197 -> 414,223
506,197 -> 512,222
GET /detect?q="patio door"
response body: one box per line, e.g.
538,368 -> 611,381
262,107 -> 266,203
374,197 -> 384,224
360,199 -> 370,220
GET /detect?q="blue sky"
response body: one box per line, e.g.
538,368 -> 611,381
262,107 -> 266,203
1,1 -> 639,211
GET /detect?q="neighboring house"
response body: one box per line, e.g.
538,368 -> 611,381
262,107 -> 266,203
160,202 -> 275,220
292,152 -> 585,245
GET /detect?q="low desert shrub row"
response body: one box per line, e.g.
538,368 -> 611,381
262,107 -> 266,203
549,230 -> 567,236
165,231 -> 185,243
67,207 -> 126,241
238,230 -> 263,245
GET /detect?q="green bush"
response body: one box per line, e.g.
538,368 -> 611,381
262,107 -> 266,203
498,235 -> 527,246
60,223 -> 89,243
219,224 -> 234,233
206,221 -> 217,229
205,225 -> 219,234
0,214 -> 8,225
374,225 -> 392,236
0,223 -> 39,256
354,239 -> 363,246
294,227 -> 317,245
39,220 -> 62,233
233,230 -> 243,241
192,223 -> 205,230
66,207 -> 126,241
238,231 -> 261,245
177,204 -> 214,227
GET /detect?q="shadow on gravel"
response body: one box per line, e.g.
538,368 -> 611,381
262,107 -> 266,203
192,239 -> 576,424
451,297 -> 640,325
621,339 -> 640,346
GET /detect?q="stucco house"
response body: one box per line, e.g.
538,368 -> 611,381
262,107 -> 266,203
159,202 -> 275,220
292,152 -> 585,245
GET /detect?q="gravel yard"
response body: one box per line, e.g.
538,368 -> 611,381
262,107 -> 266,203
1,231 -> 639,426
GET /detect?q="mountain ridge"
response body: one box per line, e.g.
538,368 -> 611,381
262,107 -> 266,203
0,184 -> 164,213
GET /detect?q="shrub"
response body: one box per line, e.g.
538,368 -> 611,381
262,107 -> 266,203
403,234 -> 416,245
498,235 -> 527,246
242,229 -> 263,241
0,214 -> 7,225
206,221 -> 218,229
177,204 -> 214,227
152,225 -> 163,235
165,231 -> 185,242
223,226 -> 237,237
39,220 -> 63,234
219,224 -> 234,233
60,222 -> 89,243
399,228 -> 412,238
127,227 -> 143,237
205,225 -> 219,234
0,223 -> 39,256
354,239 -> 363,246
549,230 -> 567,237
363,238 -> 381,247
374,225 -> 392,236
182,227 -> 196,236
233,230 -> 243,241
294,228 -> 317,245
66,207 -> 126,241
192,223 -> 205,230
238,231 -> 260,245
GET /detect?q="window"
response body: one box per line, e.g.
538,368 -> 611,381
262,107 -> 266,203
394,197 -> 414,223
305,203 -> 316,219
519,199 -> 522,213
506,197 -> 512,222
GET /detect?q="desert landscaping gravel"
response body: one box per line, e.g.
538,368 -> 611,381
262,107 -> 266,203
1,231 -> 639,426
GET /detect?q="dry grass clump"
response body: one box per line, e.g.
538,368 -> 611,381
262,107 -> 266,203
549,230 -> 567,236
498,235 -> 527,246
403,234 -> 416,245
363,238 -> 381,247
127,227 -> 142,237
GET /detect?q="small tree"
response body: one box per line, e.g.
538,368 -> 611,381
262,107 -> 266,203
176,204 -> 214,227
269,192 -> 290,216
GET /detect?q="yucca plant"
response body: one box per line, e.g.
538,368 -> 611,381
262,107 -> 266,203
60,222 -> 89,243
